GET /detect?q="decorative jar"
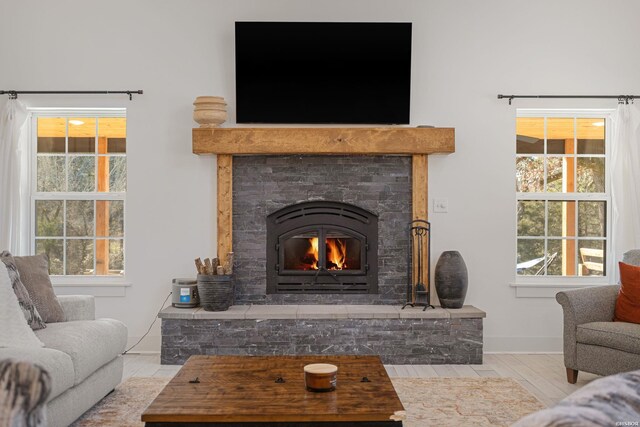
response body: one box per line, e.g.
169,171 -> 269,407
434,251 -> 468,308
193,96 -> 227,127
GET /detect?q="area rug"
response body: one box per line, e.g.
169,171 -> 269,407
72,376 -> 545,427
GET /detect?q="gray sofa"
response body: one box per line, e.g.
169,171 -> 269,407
513,369 -> 640,426
0,295 -> 127,427
556,250 -> 640,384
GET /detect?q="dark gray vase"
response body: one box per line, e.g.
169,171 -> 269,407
434,251 -> 468,309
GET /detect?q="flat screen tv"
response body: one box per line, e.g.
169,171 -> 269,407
235,22 -> 412,124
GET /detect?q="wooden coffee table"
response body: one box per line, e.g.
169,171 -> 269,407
142,355 -> 405,426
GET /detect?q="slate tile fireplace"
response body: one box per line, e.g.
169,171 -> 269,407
159,127 -> 487,366
266,200 -> 378,294
233,155 -> 411,305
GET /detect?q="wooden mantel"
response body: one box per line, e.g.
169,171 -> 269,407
193,127 -> 454,155
192,127 -> 455,268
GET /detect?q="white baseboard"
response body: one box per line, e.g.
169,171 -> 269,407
125,335 -> 161,354
484,336 -> 562,353
123,350 -> 161,355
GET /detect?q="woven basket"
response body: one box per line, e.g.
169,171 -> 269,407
197,274 -> 234,311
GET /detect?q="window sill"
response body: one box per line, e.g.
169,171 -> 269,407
510,281 -> 612,298
51,278 -> 131,297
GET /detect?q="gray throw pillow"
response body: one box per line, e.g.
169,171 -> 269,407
13,254 -> 66,323
0,251 -> 47,330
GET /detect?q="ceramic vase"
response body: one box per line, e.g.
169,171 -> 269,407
193,96 -> 227,127
434,250 -> 468,308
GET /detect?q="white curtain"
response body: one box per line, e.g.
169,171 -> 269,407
0,99 -> 29,253
611,103 -> 640,279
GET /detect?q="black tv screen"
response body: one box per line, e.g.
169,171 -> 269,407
235,22 -> 412,124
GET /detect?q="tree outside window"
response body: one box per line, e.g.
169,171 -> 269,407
33,112 -> 126,277
516,113 -> 608,278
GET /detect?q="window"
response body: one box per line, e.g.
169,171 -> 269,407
516,110 -> 610,280
30,109 -> 126,278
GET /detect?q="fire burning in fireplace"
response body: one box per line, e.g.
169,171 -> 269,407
301,238 -> 349,270
305,238 -> 319,270
268,201 -> 376,293
326,238 -> 348,270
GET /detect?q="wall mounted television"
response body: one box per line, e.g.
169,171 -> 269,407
235,22 -> 412,125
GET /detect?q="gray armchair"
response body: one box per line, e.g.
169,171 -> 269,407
556,250 -> 640,383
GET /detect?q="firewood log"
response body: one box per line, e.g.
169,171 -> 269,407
204,258 -> 213,275
211,257 -> 220,272
223,252 -> 234,275
195,258 -> 205,275
216,265 -> 225,275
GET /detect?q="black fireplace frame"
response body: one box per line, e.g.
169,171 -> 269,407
266,201 -> 378,294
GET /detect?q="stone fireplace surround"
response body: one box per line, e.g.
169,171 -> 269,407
233,155 -> 410,304
159,127 -> 486,365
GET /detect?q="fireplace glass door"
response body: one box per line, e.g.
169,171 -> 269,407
282,231 -> 319,271
326,230 -> 362,271
281,227 -> 364,274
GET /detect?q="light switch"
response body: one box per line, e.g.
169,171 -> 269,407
433,198 -> 449,213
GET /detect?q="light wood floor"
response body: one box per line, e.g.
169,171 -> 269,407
123,353 -> 599,408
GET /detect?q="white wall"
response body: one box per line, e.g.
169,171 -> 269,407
2,0 -> 639,352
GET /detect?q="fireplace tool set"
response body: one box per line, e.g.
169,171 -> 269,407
403,219 -> 434,311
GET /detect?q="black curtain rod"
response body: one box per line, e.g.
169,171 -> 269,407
0,90 -> 143,100
497,94 -> 639,105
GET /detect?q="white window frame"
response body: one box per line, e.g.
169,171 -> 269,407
27,108 -> 129,288
514,108 -> 614,292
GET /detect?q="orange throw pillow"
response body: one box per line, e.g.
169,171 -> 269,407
615,262 -> 640,324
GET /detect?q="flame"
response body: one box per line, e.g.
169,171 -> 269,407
326,238 -> 347,270
299,237 -> 348,270
306,237 -> 319,270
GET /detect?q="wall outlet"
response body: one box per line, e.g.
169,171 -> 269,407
433,198 -> 449,213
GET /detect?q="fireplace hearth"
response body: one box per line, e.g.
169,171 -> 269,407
266,201 -> 378,294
